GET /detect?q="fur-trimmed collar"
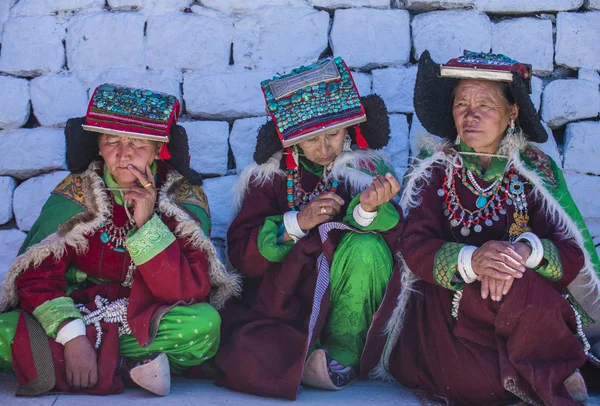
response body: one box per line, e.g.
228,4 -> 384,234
232,149 -> 393,216
0,162 -> 240,312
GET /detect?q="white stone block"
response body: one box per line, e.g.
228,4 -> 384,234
203,175 -> 238,240
0,128 -> 66,179
13,171 -> 70,232
233,6 -> 329,71
587,0 -> 600,9
384,114 -> 410,174
108,0 -> 191,13
0,76 -> 30,130
66,12 -> 145,71
476,0 -> 583,13
563,121 -> 600,175
372,65 -> 417,113
0,229 -> 27,285
331,9 -> 411,69
86,68 -> 183,102
0,16 -> 65,76
180,120 -> 229,176
230,117 -> 268,173
533,122 -> 562,166
556,12 -> 600,70
404,0 -> 474,10
10,0 -> 104,15
541,79 -> 600,128
492,18 -> 553,76
0,1 -> 15,42
311,0 -> 389,8
146,12 -> 233,72
412,10 -> 492,63
30,75 -> 88,127
0,177 -> 16,224
199,0 -> 304,14
352,72 -> 372,97
564,172 -> 600,220
184,70 -> 270,119
579,68 -> 600,86
530,76 -> 543,113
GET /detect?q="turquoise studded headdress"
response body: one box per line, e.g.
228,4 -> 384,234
261,57 -> 366,148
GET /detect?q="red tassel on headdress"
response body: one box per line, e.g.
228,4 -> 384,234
285,147 -> 297,169
354,125 -> 369,149
159,144 -> 172,160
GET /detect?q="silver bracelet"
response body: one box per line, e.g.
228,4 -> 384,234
457,246 -> 478,284
514,232 -> 544,268
353,204 -> 377,227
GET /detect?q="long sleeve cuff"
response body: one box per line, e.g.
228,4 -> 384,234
258,215 -> 294,263
344,195 -> 399,231
533,239 -> 564,282
126,214 -> 176,266
433,242 -> 467,291
32,297 -> 83,339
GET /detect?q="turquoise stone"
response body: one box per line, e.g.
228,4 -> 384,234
476,195 -> 487,209
100,232 -> 109,243
114,247 -> 126,253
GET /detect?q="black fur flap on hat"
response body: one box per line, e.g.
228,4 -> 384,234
253,94 -> 391,165
347,94 -> 390,150
414,50 -> 547,143
65,118 -> 200,184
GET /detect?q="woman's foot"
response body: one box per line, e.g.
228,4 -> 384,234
564,370 -> 588,403
128,353 -> 171,396
301,349 -> 356,390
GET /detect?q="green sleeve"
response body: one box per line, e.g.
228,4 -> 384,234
183,203 -> 212,237
32,297 -> 84,339
433,242 -> 466,291
126,214 -> 176,266
532,239 -> 563,282
343,195 -> 400,232
257,215 -> 294,263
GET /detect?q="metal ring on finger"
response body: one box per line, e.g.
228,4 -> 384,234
320,207 -> 327,214
143,182 -> 153,189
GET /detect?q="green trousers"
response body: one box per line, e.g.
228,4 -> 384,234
319,232 -> 393,368
0,302 -> 220,374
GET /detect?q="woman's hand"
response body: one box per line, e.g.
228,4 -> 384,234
297,192 -> 345,231
472,241 -> 526,281
360,173 -> 401,212
476,242 -> 531,301
123,164 -> 157,228
64,335 -> 98,389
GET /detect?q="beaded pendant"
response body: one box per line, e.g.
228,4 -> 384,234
286,166 -> 339,211
438,165 -> 529,237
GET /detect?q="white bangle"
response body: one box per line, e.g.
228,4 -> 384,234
55,318 -> 86,346
457,246 -> 478,284
283,211 -> 308,243
515,232 -> 544,268
353,204 -> 377,227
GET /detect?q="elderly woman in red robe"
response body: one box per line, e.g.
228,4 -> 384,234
215,57 -> 402,399
0,84 -> 240,397
362,51 -> 600,405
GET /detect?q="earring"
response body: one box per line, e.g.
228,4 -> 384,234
506,119 -> 516,137
454,133 -> 461,146
343,132 -> 351,152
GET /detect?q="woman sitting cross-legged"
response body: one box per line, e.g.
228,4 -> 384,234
0,84 -> 240,397
215,57 -> 403,399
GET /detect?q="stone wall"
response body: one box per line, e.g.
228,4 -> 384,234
1,0 -> 599,280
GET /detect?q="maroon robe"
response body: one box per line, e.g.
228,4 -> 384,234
10,162 -> 214,396
215,157 -> 403,399
363,165 -> 587,405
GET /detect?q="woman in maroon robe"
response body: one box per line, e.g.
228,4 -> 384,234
362,51 -> 600,405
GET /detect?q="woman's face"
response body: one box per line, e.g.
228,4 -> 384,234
98,134 -> 159,186
297,127 -> 345,167
452,80 -> 519,153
